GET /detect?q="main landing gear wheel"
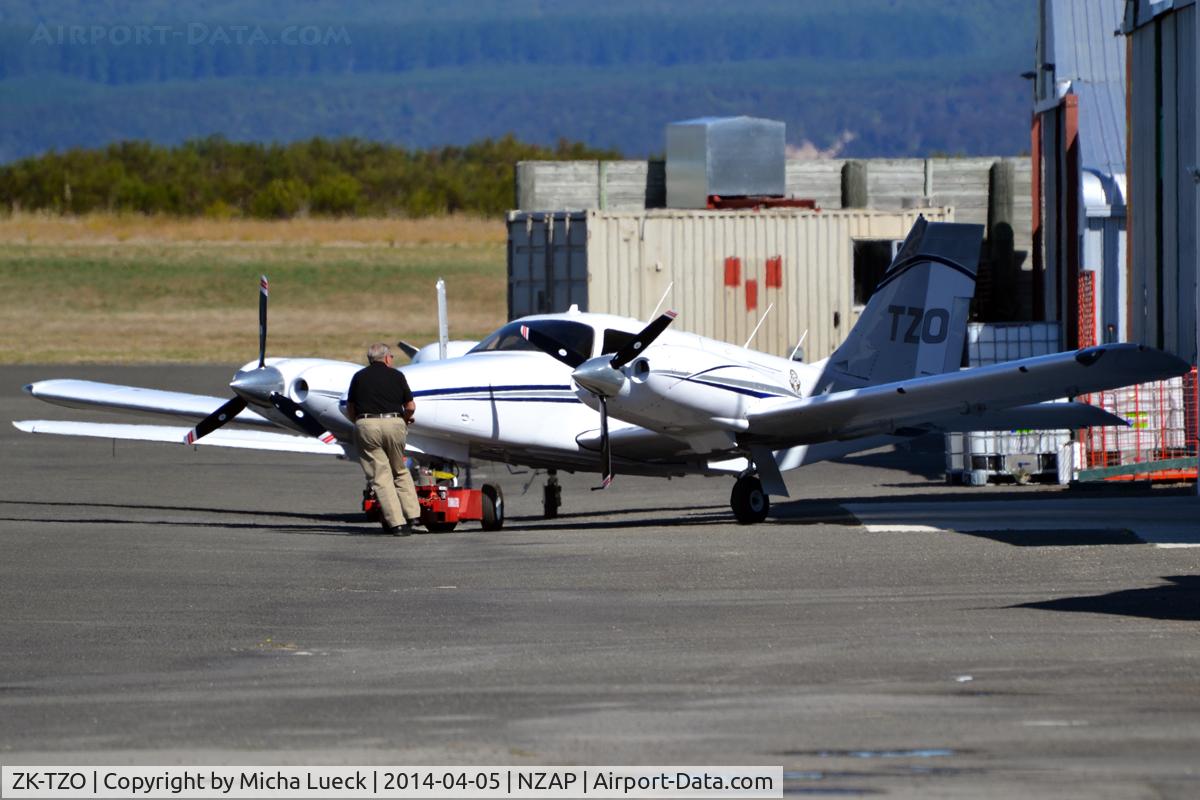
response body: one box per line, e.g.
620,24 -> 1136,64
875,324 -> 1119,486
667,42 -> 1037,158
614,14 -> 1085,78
481,483 -> 504,531
730,475 -> 770,524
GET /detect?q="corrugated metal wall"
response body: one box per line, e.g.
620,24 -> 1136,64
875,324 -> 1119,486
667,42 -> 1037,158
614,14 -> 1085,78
508,212 -> 589,317
1039,105 -> 1066,326
509,208 -> 954,362
1127,4 -> 1198,363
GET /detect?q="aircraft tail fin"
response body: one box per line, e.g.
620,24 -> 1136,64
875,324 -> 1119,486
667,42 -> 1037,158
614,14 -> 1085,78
819,217 -> 983,392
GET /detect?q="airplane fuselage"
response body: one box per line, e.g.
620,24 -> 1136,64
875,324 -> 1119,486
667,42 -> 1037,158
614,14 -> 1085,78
242,311 -> 824,477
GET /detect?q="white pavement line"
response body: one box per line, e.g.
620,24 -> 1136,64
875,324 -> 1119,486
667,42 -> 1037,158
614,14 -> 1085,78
845,499 -> 1200,547
863,524 -> 946,533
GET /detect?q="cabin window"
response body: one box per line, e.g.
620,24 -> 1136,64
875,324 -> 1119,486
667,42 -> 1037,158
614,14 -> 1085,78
469,320 -> 595,364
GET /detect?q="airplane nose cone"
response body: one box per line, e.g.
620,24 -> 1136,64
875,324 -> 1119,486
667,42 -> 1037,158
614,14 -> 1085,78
230,365 -> 284,405
572,357 -> 625,398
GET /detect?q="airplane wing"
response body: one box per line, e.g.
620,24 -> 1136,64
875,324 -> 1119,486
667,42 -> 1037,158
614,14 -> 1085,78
13,420 -> 345,456
23,380 -> 274,426
745,343 -> 1190,446
927,401 -> 1126,433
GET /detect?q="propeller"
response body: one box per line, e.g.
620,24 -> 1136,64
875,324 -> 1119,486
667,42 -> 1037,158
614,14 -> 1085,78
269,393 -> 338,444
395,340 -> 421,361
183,275 -> 284,444
183,395 -> 246,445
257,274 -> 268,368
521,310 -> 677,488
519,324 -> 586,368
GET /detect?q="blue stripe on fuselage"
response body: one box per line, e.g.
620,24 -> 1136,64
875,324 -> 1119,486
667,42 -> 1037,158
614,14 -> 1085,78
685,378 -> 778,399
413,384 -> 580,403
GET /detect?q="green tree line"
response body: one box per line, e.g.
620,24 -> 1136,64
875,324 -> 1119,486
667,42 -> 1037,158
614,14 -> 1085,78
0,135 -> 620,217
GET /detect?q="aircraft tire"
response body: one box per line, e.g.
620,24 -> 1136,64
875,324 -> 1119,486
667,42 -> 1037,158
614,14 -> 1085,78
730,475 -> 770,524
481,483 -> 504,531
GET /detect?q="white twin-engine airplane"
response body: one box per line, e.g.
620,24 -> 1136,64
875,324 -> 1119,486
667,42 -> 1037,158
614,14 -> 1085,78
16,218 -> 1190,524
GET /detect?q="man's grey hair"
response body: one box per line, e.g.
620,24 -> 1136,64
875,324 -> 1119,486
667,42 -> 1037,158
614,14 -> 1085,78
367,342 -> 391,364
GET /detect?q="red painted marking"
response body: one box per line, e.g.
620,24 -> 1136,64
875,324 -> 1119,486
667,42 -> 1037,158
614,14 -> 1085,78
260,276 -> 269,295
520,325 -> 530,339
320,433 -> 336,444
765,255 -> 783,288
723,257 -> 741,287
665,310 -> 678,319
745,279 -> 758,311
184,430 -> 196,444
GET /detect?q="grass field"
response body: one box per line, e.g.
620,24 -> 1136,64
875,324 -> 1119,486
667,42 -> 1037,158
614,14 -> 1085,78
0,214 -> 508,364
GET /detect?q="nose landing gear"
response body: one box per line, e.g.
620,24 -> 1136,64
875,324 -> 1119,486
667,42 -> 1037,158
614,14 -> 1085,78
543,470 -> 561,518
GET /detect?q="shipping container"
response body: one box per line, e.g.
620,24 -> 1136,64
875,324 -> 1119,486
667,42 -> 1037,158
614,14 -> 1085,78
507,207 -> 954,362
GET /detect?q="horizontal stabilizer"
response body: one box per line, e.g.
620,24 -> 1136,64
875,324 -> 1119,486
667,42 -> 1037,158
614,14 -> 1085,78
23,379 -> 273,426
747,344 -> 1189,446
13,420 -> 344,456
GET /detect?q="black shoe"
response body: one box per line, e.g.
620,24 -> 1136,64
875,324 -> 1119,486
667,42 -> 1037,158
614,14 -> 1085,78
389,522 -> 413,537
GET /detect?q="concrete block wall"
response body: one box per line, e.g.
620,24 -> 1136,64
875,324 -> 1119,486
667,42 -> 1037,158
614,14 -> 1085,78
516,157 -> 1035,321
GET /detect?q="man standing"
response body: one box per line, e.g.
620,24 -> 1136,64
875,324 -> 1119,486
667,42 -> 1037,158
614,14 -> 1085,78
345,343 -> 421,536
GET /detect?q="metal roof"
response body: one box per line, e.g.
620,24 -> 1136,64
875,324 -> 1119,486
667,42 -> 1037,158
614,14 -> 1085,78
1043,0 -> 1128,178
1122,0 -> 1197,32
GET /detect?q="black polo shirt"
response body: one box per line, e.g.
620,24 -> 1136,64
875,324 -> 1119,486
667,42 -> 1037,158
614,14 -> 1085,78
347,362 -> 414,415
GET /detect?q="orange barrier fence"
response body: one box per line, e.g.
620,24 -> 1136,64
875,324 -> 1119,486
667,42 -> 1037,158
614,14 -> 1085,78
1079,369 -> 1198,481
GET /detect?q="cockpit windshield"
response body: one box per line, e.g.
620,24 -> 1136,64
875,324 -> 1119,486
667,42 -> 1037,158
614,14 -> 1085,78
469,320 -> 595,363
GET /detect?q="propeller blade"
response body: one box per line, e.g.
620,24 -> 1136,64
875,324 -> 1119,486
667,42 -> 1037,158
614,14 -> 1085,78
183,396 -> 247,444
520,324 -> 587,368
258,275 -> 269,368
270,393 -> 338,444
396,340 -> 420,360
610,310 -> 677,369
591,396 -> 614,490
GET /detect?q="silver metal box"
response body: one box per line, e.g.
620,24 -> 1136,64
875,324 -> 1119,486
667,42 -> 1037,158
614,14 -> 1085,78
666,117 -> 786,209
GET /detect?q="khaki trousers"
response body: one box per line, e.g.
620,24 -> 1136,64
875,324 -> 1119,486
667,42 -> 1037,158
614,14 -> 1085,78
355,416 -> 421,527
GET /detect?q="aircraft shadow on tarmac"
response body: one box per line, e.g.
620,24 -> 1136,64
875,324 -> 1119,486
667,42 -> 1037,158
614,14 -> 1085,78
0,498 -> 737,535
0,498 -> 359,522
1011,576 -> 1200,621
834,442 -> 947,480
499,505 -> 732,532
954,529 -> 1143,546
776,485 -> 1194,509
767,490 -> 1087,526
0,498 -> 368,536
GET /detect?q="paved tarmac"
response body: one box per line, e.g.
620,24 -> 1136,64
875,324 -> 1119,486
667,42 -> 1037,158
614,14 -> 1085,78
3,365 -> 1200,799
